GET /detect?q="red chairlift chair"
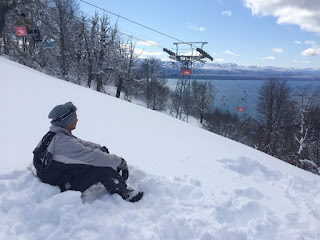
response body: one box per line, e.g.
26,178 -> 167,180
237,91 -> 247,112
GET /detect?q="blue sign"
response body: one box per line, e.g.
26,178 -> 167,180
39,41 -> 54,48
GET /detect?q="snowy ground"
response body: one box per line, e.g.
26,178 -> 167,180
1,57 -> 320,240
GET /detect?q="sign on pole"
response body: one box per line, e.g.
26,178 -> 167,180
15,26 -> 27,36
182,70 -> 192,75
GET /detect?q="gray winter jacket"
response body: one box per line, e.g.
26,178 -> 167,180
47,125 -> 122,168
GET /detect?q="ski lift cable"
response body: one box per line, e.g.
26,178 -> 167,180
212,85 -> 237,107
195,58 -> 258,109
104,66 -> 160,94
117,30 -> 170,50
116,25 -> 175,51
179,65 -> 238,107
211,58 -> 256,104
187,67 -> 261,122
189,66 -> 261,115
73,14 -> 173,53
189,67 -> 238,107
79,0 -> 193,47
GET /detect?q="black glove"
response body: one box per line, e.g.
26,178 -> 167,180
100,146 -> 109,153
117,158 -> 129,180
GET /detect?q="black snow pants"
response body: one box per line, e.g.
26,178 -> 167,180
60,166 -> 127,194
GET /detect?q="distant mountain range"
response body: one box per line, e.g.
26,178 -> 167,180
160,61 -> 320,81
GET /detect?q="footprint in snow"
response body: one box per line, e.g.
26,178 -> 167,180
218,157 -> 283,181
235,187 -> 264,200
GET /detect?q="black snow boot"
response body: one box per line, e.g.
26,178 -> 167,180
119,189 -> 143,203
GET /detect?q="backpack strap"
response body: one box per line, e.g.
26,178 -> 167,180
33,131 -> 56,171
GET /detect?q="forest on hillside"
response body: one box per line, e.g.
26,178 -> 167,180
1,0 -> 320,175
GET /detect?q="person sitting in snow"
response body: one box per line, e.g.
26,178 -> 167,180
33,102 -> 143,202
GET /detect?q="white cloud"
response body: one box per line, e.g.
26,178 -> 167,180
159,57 -> 173,62
305,40 -> 316,46
222,11 -> 232,16
301,47 -> 320,56
178,51 -> 201,57
301,40 -> 320,56
272,48 -> 284,53
294,41 -> 301,44
215,58 -> 225,63
135,48 -> 163,57
243,0 -> 320,33
261,56 -> 275,60
225,50 -> 239,56
136,40 -> 158,47
188,25 -> 206,32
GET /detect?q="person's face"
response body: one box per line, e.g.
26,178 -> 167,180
66,112 -> 78,132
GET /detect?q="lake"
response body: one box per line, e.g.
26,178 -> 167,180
166,78 -> 320,117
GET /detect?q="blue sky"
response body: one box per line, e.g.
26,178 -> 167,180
79,0 -> 320,69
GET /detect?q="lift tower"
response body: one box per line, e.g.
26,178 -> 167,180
163,42 -> 213,122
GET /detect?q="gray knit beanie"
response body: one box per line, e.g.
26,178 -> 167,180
48,102 -> 77,128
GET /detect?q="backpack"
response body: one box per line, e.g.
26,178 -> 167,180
33,131 -> 56,171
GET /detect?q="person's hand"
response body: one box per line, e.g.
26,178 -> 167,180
100,146 -> 109,153
117,158 -> 128,170
117,158 -> 129,180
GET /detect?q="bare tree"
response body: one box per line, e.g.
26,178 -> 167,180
191,80 -> 214,124
0,1 -> 15,55
139,58 -> 169,110
115,40 -> 136,98
81,14 -> 97,87
256,78 -> 295,157
0,0 -> 13,36
203,108 -> 240,138
51,0 -> 79,77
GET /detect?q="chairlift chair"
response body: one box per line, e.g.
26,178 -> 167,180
237,91 -> 247,112
220,96 -> 229,115
30,26 -> 42,42
15,13 -> 42,42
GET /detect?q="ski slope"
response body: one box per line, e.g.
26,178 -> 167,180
1,57 -> 320,240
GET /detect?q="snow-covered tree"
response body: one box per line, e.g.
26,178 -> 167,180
294,86 -> 320,163
51,0 -> 80,78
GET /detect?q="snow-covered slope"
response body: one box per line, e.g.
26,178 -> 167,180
1,57 -> 320,240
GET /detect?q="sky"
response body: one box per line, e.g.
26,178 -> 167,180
1,56 -> 320,239
79,0 -> 320,69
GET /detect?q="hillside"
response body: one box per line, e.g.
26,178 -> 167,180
1,57 -> 320,240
